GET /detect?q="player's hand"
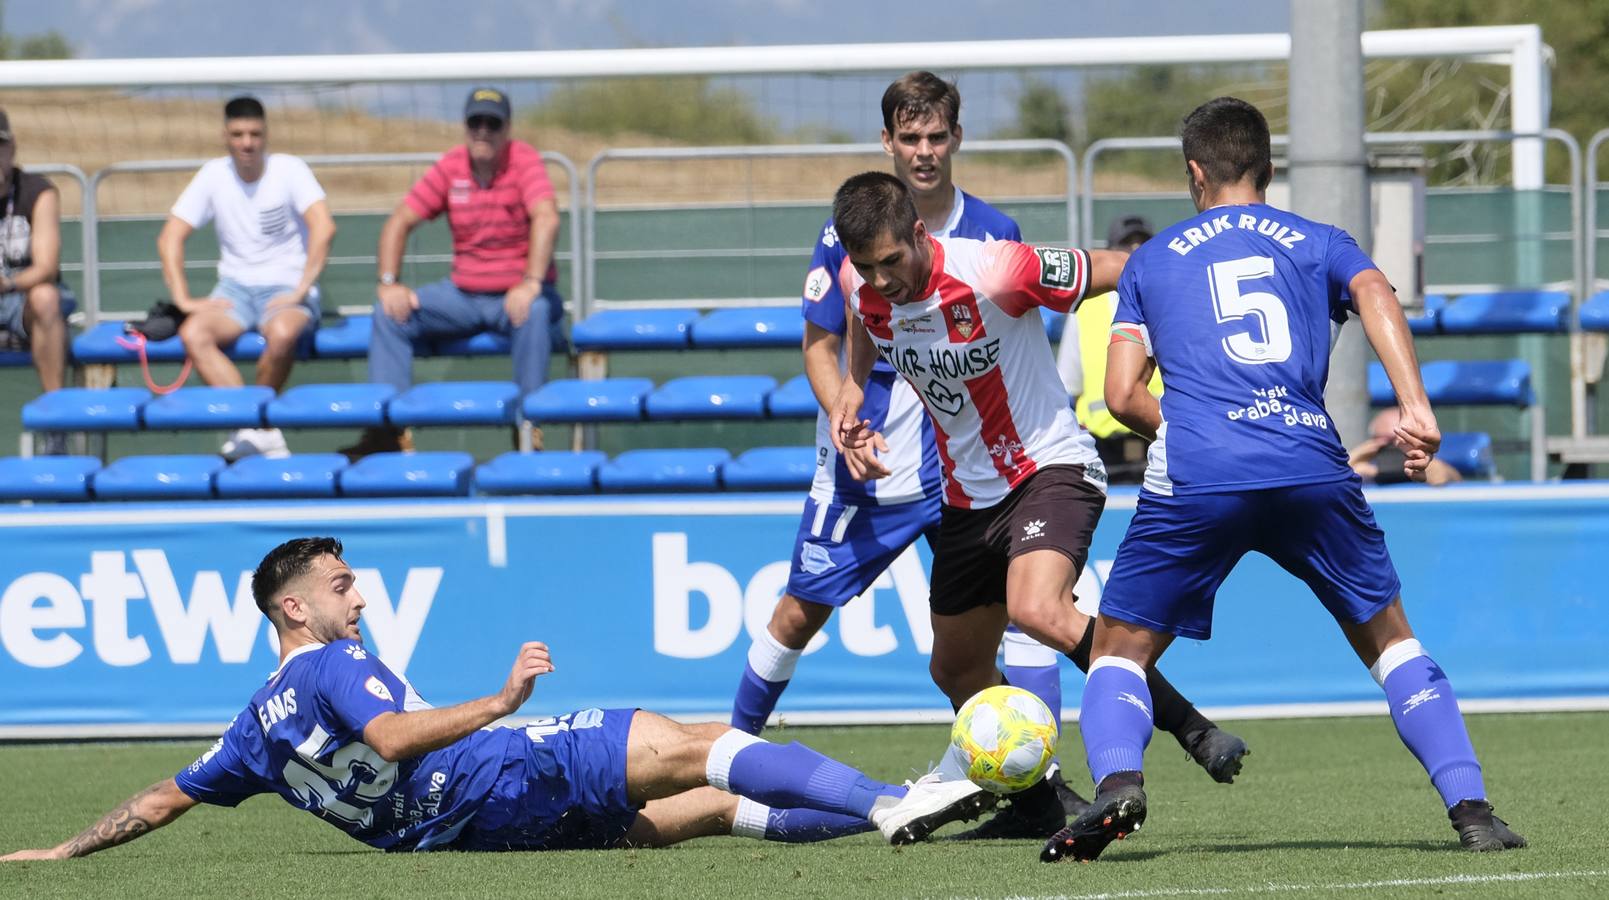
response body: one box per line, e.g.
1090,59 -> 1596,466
1392,406 -> 1442,483
378,283 -> 419,324
1,847 -> 65,861
497,641 -> 554,715
843,434 -> 892,480
503,280 -> 540,329
828,382 -> 871,453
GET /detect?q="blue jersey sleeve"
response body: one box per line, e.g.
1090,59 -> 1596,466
1113,254 -> 1147,328
315,640 -> 407,744
801,218 -> 848,336
173,713 -> 263,807
1325,226 -> 1378,315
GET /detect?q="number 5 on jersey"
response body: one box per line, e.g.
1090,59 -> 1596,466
1208,255 -> 1291,365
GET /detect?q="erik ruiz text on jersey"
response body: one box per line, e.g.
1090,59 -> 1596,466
1167,212 -> 1305,256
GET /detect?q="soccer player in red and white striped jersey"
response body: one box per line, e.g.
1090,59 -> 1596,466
828,172 -> 1248,807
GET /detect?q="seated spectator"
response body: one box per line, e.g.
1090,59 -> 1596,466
1350,407 -> 1461,486
158,96 -> 335,461
0,108 -> 73,454
1056,214 -> 1162,483
342,87 -> 564,460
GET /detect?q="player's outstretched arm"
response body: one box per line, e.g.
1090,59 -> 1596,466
363,641 -> 554,762
1105,334 -> 1161,441
1,778 -> 197,861
1352,268 -> 1440,481
829,314 -> 880,454
1085,249 -> 1131,296
802,322 -> 846,411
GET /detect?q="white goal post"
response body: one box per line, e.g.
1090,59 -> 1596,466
0,25 -> 1551,185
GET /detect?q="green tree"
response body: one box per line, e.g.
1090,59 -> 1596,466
0,2 -> 73,60
527,77 -> 776,145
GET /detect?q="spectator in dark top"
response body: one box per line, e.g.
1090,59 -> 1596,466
343,87 -> 564,460
0,108 -> 72,418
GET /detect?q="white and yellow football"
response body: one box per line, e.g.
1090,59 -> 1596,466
950,685 -> 1060,794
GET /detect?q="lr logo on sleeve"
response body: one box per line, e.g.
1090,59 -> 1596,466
1035,247 -> 1076,289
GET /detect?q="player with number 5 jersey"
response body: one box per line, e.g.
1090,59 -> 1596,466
1050,97 -> 1525,865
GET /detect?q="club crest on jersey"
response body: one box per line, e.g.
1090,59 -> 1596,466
944,300 -> 984,342
987,433 -> 1025,465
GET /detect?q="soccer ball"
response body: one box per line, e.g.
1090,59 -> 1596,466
950,685 -> 1060,794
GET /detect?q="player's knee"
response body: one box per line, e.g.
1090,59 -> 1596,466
929,654 -> 989,701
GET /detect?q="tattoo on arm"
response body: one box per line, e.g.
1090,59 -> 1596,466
60,783 -> 165,858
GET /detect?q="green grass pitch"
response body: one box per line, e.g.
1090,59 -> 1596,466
1,712 -> 1604,899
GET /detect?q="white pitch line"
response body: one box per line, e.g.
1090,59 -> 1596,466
996,868 -> 1609,900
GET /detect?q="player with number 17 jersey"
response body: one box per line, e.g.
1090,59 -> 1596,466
1113,203 -> 1375,496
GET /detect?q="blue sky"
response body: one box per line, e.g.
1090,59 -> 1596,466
10,0 -> 1293,58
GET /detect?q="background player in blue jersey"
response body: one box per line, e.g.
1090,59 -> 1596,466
727,71 -> 1245,842
1044,98 -> 1525,864
0,538 -> 998,861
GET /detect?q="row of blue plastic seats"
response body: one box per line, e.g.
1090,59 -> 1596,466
21,374 -> 821,434
0,446 -> 816,502
1407,289 -> 1609,336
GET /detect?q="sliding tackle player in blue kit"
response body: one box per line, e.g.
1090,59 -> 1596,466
1044,97 -> 1525,863
1,538 -> 998,861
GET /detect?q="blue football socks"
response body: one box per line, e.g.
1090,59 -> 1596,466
729,629 -> 803,735
708,731 -> 903,819
732,798 -> 876,842
1004,624 -> 1063,723
1372,640 -> 1486,808
1080,656 -> 1155,786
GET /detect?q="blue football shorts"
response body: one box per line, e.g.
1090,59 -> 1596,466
453,707 -> 640,851
784,493 -> 940,607
1099,475 -> 1402,641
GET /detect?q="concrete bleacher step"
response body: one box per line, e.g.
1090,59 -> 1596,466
475,450 -> 606,495
339,451 -> 476,497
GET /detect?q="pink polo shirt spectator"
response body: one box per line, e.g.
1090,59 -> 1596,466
404,139 -> 557,294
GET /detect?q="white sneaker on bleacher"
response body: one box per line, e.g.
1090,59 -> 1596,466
222,428 -> 290,461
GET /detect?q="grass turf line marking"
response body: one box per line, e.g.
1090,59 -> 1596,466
996,868 -> 1609,900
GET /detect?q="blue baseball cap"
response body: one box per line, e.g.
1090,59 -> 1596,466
464,87 -> 511,124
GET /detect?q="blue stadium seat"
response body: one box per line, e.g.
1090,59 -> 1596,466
474,450 -> 605,495
767,374 -> 818,419
1041,309 -> 1067,342
645,375 -> 776,420
1367,359 -> 1533,407
1580,291 -> 1609,331
92,455 -> 223,500
1438,432 -> 1496,480
0,456 -> 100,501
71,321 -> 271,364
720,446 -> 815,491
690,308 -> 806,349
522,378 -> 652,423
386,381 -> 521,427
431,326 -> 569,357
1407,293 -> 1447,336
1438,290 -> 1569,335
339,451 -> 476,497
265,383 -> 396,428
571,308 -> 698,351
216,453 -> 347,499
597,448 -> 730,493
22,387 -> 149,432
313,314 -> 375,359
141,386 -> 273,430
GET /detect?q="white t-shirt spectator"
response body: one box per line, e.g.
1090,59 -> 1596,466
170,154 -> 325,288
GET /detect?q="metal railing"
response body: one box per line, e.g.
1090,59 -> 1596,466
84,151 -> 582,326
582,139 -> 1078,320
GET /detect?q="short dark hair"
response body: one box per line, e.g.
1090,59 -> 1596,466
224,95 -> 266,122
881,71 -> 961,134
1180,96 -> 1272,191
832,171 -> 920,255
252,537 -> 343,618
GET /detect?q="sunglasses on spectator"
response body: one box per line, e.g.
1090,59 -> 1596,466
466,115 -> 506,132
